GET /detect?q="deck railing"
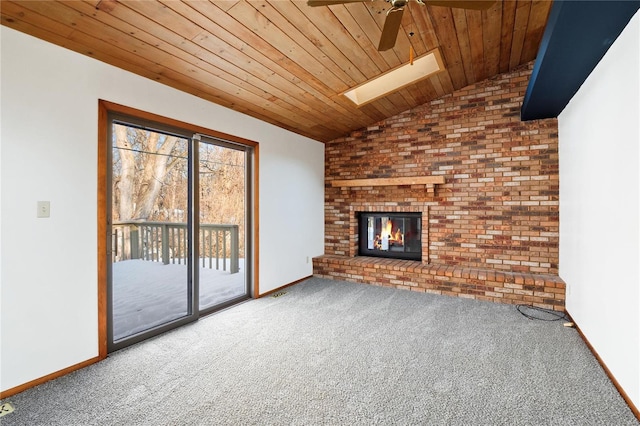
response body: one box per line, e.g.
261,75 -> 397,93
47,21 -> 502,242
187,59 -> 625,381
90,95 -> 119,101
112,221 -> 239,273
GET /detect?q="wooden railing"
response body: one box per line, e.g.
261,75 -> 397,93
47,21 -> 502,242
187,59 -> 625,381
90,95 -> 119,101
112,221 -> 239,274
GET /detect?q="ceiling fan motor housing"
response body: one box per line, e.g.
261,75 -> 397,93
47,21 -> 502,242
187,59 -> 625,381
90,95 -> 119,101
390,0 -> 409,7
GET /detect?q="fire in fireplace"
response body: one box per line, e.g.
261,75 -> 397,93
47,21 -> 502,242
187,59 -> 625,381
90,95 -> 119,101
358,212 -> 421,261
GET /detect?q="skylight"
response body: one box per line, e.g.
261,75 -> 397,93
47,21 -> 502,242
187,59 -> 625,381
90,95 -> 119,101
343,48 -> 445,107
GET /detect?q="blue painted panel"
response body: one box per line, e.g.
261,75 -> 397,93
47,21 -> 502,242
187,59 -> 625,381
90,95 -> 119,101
521,0 -> 639,121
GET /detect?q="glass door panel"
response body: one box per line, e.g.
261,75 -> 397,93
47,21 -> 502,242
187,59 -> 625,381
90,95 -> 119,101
198,141 -> 247,311
110,123 -> 191,344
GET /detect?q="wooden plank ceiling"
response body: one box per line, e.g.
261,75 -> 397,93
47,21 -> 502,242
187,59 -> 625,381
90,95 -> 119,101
0,0 -> 552,142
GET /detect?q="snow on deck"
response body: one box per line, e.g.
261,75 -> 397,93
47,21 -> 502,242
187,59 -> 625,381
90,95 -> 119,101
112,259 -> 246,341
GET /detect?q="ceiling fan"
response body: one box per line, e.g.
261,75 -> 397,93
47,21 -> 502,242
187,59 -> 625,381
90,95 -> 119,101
307,0 -> 496,51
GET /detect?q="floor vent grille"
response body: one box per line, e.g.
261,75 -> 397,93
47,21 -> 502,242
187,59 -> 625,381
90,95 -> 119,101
0,402 -> 15,417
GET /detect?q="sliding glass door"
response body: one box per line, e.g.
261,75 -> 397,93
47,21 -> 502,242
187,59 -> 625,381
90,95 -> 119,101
197,137 -> 249,313
107,116 -> 251,352
110,124 -> 192,346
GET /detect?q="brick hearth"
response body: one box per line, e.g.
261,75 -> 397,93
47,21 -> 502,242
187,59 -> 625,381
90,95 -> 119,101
314,62 -> 565,311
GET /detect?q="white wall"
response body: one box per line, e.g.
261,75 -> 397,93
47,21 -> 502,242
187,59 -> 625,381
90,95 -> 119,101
0,27 -> 325,393
559,11 -> 639,409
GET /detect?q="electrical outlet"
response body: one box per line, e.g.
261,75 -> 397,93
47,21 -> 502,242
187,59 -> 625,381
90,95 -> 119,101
37,201 -> 50,218
306,256 -> 310,264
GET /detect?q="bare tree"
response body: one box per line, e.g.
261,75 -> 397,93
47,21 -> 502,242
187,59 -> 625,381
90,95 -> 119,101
112,125 -> 246,260
113,125 -> 184,222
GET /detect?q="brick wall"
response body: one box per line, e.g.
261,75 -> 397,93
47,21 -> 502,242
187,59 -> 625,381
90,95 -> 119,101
322,62 -> 559,276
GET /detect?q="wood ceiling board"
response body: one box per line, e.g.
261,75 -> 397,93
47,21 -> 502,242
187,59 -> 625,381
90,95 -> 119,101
340,3 -> 416,111
68,1 -> 328,130
404,6 -> 428,55
428,72 -> 446,98
403,8 -> 441,103
209,1 -> 240,13
2,1 -> 74,38
427,5 -> 467,90
520,0 -> 552,63
382,6 -> 415,60
193,1 -> 374,130
416,7 -> 455,96
0,4 -> 277,132
368,5 -> 437,108
327,5 -> 388,73
411,3 -> 442,100
509,0 -> 532,70
451,9 -> 474,83
89,1 -> 294,105
344,2 -> 402,68
3,1 -> 165,75
366,1 -> 420,68
1,0 -> 554,142
399,8 -> 442,104
273,2 -> 377,80
498,0 -> 517,73
183,2 -> 369,128
125,0 -> 202,41
36,0 -> 324,133
190,1 -> 353,107
358,103 -> 392,123
482,2 -> 503,78
156,1 -> 352,131
412,4 -> 441,49
465,9 -> 486,82
415,77 -> 440,102
0,5 -> 151,77
247,1 -> 366,86
227,1 -> 350,92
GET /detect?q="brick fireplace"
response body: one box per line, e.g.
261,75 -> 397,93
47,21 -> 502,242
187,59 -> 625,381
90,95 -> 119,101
313,62 -> 566,311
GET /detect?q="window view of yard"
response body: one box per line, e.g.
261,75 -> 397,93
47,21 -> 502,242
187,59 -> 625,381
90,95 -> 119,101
111,124 -> 247,343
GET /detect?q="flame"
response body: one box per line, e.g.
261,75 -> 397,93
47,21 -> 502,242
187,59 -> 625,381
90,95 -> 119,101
386,221 -> 404,242
373,217 -> 405,250
383,219 -> 393,238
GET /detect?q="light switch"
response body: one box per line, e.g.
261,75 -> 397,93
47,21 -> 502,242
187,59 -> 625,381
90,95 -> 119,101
37,201 -> 50,218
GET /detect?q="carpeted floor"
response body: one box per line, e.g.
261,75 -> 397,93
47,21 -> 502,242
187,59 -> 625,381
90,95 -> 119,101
2,277 -> 638,425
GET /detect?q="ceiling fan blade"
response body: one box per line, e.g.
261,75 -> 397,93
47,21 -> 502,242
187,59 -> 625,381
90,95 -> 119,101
378,8 -> 404,51
424,0 -> 497,10
307,0 -> 369,6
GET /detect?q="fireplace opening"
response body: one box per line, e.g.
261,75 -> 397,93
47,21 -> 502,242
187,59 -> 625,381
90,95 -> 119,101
358,212 -> 422,261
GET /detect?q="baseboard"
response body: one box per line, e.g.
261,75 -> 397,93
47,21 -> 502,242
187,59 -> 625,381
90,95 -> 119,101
0,355 -> 104,399
258,275 -> 312,298
566,310 -> 640,421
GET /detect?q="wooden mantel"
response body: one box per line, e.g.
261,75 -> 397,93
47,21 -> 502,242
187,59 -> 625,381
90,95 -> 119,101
331,176 -> 446,194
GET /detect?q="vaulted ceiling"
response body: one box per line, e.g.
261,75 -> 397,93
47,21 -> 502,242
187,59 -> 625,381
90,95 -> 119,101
0,0 -> 552,142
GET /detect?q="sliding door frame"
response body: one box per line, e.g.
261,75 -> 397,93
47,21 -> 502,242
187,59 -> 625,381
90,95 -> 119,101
195,134 -> 254,317
97,100 -> 259,357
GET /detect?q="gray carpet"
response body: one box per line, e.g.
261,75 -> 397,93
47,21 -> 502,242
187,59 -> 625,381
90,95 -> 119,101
2,277 -> 638,425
